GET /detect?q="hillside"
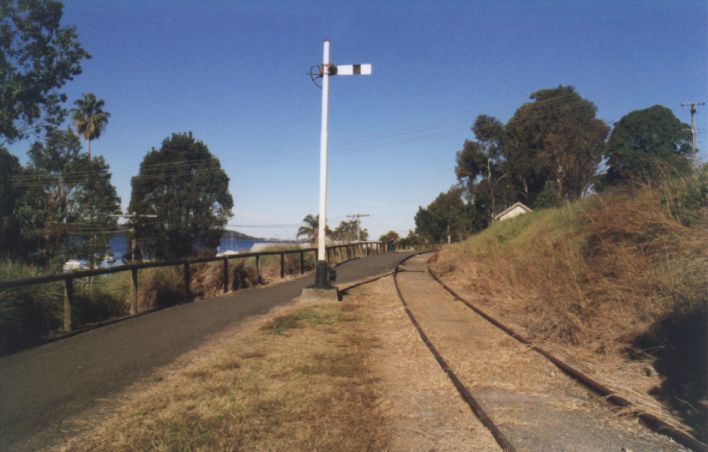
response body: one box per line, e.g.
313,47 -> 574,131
221,229 -> 263,241
430,177 -> 707,440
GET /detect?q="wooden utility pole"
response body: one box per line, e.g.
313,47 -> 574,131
346,213 -> 370,241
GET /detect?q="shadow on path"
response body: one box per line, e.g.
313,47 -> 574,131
630,304 -> 707,442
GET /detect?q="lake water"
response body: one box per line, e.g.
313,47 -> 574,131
107,236 -> 295,264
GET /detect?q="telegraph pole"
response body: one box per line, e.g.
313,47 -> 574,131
346,213 -> 370,241
308,40 -> 372,290
681,101 -> 705,168
111,212 -> 157,262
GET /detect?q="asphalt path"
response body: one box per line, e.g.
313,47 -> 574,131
0,252 -> 412,449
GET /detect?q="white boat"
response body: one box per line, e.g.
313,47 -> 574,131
63,259 -> 88,272
216,250 -> 240,257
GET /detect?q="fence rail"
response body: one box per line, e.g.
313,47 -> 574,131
0,241 -> 391,332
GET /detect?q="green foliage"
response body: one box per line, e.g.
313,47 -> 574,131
0,0 -> 90,143
603,105 -> 693,186
0,259 -> 63,354
378,230 -> 399,242
504,85 -> 608,205
0,259 -> 128,355
332,219 -> 367,242
415,187 -> 486,243
456,115 -> 515,216
296,214 -> 332,243
13,128 -> 121,265
397,230 -> 420,249
70,92 -> 111,156
129,132 -> 233,260
0,147 -> 25,257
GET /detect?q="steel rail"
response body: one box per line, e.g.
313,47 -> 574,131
392,252 -> 517,452
426,256 -> 707,452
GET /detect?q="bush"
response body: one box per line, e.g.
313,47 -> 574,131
0,260 -> 63,355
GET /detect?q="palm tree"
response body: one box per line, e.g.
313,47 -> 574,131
297,214 -> 331,243
70,93 -> 111,157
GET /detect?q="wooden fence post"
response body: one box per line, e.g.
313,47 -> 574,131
280,253 -> 285,278
63,276 -> 74,332
223,257 -> 229,293
130,266 -> 139,315
183,261 -> 191,302
234,260 -> 241,289
299,251 -> 305,274
255,255 -> 261,284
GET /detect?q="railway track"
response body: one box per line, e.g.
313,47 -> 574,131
344,251 -> 705,452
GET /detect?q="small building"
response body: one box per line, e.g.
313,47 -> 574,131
493,202 -> 533,222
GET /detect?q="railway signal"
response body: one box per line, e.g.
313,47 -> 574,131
310,40 -> 372,289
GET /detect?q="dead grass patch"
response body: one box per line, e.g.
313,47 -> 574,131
55,302 -> 387,451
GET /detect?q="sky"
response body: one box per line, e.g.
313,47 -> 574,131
7,0 -> 708,240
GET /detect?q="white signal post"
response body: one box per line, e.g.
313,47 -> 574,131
316,39 -> 331,278
313,39 -> 372,288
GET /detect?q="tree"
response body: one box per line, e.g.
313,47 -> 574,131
333,220 -> 367,242
297,214 -> 331,243
0,147 -> 25,257
0,0 -> 90,143
13,128 -> 120,265
129,133 -> 233,261
378,230 -> 399,243
456,115 -> 515,216
70,93 -> 111,157
504,85 -> 608,205
415,188 -> 485,244
602,105 -> 692,186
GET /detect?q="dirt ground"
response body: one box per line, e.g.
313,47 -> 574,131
22,258 -> 690,451
31,273 -> 499,451
397,254 -> 686,451
350,278 -> 500,451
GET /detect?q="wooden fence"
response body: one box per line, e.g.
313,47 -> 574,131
0,241 -> 389,333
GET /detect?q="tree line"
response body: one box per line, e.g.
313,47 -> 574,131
413,85 -> 696,244
0,0 -> 233,268
296,214 -> 370,243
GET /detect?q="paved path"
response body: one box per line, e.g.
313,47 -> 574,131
0,252 -> 412,449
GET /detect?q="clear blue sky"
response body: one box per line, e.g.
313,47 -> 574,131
8,0 -> 708,239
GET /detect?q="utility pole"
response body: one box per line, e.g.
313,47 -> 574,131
111,212 -> 157,262
308,40 -> 372,290
681,101 -> 705,168
346,213 -> 370,241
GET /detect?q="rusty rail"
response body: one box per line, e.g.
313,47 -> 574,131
392,252 -> 517,452
427,258 -> 707,452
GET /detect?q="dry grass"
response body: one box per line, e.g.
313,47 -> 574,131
431,175 -> 708,438
433,180 -> 707,351
55,302 -> 387,451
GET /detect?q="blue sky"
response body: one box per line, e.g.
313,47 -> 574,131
8,0 -> 708,239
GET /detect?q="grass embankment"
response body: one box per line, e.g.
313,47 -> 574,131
58,302 -> 386,450
0,245 -> 318,356
432,176 -> 707,438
